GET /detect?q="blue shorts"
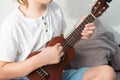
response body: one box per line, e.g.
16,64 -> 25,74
62,68 -> 88,80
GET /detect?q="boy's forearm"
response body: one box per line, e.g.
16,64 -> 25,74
0,54 -> 44,79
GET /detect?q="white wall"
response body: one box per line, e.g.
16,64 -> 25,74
0,0 -> 18,24
0,0 -> 120,44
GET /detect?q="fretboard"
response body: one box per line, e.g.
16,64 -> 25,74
65,14 -> 96,47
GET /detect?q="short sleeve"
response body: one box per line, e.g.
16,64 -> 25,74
56,2 -> 67,34
49,2 -> 67,34
0,21 -> 18,62
61,12 -> 67,34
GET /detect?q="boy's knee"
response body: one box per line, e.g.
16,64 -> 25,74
99,65 -> 115,73
98,65 -> 116,79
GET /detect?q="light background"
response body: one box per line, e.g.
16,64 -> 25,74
0,0 -> 120,44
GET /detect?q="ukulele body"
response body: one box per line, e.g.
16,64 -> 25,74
27,36 -> 75,80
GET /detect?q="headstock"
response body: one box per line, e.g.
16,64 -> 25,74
91,0 -> 112,18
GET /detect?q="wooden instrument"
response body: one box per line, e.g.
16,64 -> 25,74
27,0 -> 112,80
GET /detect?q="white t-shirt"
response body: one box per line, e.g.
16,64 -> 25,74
0,2 -> 66,62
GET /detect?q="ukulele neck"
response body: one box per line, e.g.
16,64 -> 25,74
65,14 -> 96,47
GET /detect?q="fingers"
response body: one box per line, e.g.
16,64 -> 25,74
81,23 -> 96,39
54,43 -> 64,52
57,44 -> 64,57
54,43 -> 61,47
54,43 -> 63,51
78,15 -> 96,40
54,43 -> 64,58
85,23 -> 96,31
58,46 -> 63,53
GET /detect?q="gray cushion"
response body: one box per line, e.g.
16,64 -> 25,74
66,21 -> 120,70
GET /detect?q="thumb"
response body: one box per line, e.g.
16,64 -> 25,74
54,43 -> 61,47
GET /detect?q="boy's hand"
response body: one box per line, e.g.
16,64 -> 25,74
78,15 -> 96,39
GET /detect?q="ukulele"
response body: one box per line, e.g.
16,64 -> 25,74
27,0 -> 112,80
